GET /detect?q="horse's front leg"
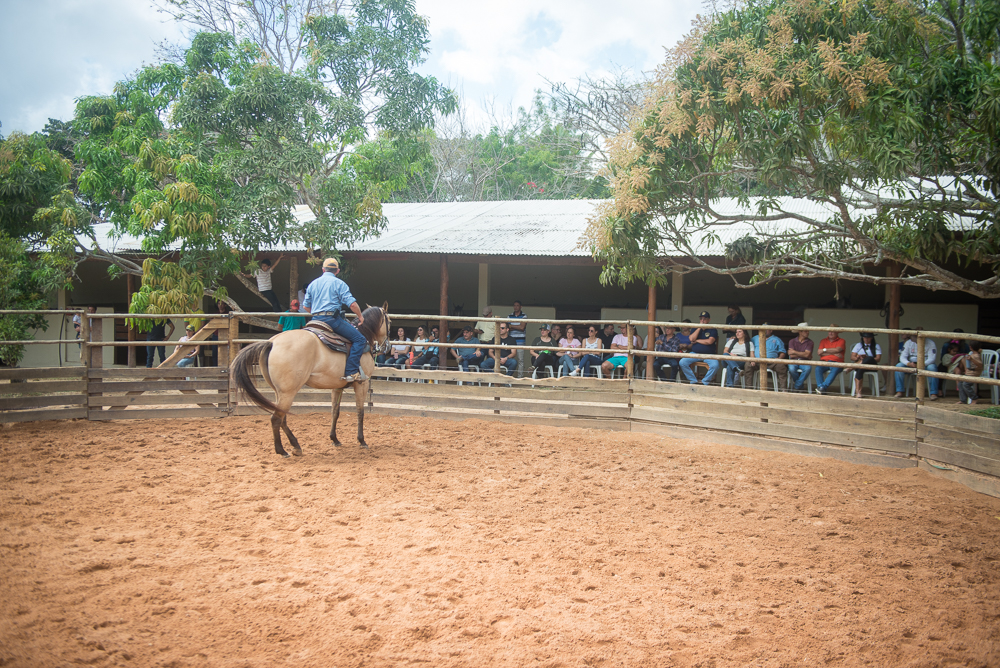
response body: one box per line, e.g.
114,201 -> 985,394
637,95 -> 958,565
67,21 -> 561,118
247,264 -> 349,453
355,379 -> 368,448
330,388 -> 344,446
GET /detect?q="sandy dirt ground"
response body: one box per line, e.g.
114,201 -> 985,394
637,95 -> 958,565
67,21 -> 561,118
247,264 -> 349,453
1,412 -> 999,668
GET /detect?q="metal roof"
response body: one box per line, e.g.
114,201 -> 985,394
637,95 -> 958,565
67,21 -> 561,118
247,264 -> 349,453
84,195 -> 979,258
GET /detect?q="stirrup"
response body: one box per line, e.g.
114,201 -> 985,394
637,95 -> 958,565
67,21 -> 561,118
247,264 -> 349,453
342,370 -> 368,383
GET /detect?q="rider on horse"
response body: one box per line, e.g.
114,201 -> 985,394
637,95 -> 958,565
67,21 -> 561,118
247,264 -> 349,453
303,258 -> 368,383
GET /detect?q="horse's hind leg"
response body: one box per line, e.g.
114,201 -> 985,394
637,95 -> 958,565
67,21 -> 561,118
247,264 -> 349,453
281,415 -> 302,456
330,388 -> 344,446
271,393 -> 298,458
271,412 -> 288,457
355,379 -> 368,448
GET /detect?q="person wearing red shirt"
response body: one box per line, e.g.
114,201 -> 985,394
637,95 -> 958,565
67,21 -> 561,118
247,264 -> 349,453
814,326 -> 846,394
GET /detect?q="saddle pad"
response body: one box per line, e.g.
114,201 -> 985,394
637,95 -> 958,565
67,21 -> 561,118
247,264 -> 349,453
304,319 -> 335,334
306,328 -> 351,355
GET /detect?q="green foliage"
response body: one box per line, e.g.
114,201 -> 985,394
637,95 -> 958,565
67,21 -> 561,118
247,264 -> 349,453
967,406 -> 1000,419
596,0 -> 1000,298
70,0 -> 454,312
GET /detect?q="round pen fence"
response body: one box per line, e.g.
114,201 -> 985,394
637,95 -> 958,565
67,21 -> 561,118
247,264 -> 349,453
1,310 -> 998,497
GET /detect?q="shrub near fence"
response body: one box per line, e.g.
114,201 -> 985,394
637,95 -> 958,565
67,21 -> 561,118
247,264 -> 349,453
1,310 -> 998,497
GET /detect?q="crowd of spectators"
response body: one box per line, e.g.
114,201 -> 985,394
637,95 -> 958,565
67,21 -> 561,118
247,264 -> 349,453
354,301 -> 994,402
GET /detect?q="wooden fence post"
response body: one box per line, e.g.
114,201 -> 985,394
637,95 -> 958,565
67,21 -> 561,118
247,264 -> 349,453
86,316 -> 103,420
758,327 -> 768,392
228,314 -> 240,411
916,334 -> 926,402
625,324 -> 634,380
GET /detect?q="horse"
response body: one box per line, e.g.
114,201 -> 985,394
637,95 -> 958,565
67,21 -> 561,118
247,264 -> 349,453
231,305 -> 391,457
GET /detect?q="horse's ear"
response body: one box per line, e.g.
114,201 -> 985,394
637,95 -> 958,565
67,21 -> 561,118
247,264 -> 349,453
382,301 -> 388,311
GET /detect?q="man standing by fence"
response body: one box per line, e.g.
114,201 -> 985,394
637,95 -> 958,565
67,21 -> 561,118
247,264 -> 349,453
303,258 -> 367,383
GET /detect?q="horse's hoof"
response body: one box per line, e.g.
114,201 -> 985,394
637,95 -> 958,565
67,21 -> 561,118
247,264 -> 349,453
280,452 -> 291,458
291,448 -> 302,457
331,440 -> 342,447
359,442 -> 369,449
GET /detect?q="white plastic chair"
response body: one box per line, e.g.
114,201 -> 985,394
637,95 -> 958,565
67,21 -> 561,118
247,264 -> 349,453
749,367 -> 779,391
532,365 -> 555,380
721,365 -> 747,389
980,350 -> 998,405
852,369 -> 881,397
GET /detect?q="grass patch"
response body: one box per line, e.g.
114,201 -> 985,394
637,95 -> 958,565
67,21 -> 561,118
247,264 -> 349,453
967,406 -> 1000,420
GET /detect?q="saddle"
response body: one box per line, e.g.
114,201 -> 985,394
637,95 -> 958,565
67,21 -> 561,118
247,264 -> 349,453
303,320 -> 370,356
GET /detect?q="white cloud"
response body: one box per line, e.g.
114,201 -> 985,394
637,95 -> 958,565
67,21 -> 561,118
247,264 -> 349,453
0,0 -> 184,135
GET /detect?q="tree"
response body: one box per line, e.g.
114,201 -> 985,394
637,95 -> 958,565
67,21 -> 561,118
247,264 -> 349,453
391,94 -> 610,202
593,0 -> 1000,298
0,132 -> 80,364
67,0 -> 454,322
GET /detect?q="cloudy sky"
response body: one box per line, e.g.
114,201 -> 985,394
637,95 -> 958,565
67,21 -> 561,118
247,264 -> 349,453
0,0 -> 702,136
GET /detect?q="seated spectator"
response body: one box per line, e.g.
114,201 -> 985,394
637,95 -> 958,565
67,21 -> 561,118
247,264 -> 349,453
550,324 -> 563,346
378,326 -> 411,368
530,324 -> 560,374
407,326 -> 431,368
481,323 -> 518,374
751,325 -> 788,390
411,326 -> 441,369
894,328 -> 940,400
850,332 -> 882,398
598,323 -> 616,359
786,323 -> 814,391
174,325 -> 200,368
278,300 -> 306,332
722,328 -> 756,386
724,305 -> 746,338
558,325 -> 583,376
451,326 -> 483,371
813,325 -> 846,394
958,341 -> 983,405
942,341 -> 964,375
601,324 -> 642,377
679,311 -> 720,385
652,325 -> 681,381
508,301 -> 528,375
577,325 -> 605,377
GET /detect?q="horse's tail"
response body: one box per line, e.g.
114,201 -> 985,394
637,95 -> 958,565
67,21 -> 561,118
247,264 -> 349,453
231,340 -> 282,414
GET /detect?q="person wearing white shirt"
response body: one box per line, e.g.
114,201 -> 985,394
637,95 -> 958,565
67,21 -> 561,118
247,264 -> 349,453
894,328 -> 940,399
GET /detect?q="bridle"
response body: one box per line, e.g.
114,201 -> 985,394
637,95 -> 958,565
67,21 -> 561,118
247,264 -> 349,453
372,308 -> 391,356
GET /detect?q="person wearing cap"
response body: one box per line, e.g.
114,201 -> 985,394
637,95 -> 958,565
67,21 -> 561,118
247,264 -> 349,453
451,326 -> 482,371
814,326 -> 846,394
786,323 -> 815,391
850,332 -> 882,397
174,325 -> 200,368
530,324 -> 560,374
302,257 -> 368,382
894,327 -> 939,399
278,299 -> 306,332
751,324 -> 788,390
679,311 -> 720,385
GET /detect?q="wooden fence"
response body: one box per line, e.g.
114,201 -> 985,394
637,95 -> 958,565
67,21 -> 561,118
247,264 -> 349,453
2,310 -> 998,497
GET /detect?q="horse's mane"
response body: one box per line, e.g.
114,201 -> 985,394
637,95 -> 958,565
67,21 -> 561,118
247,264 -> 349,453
357,305 -> 387,346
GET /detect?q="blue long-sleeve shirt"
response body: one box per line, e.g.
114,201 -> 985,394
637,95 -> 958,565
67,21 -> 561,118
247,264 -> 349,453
751,335 -> 786,359
303,273 -> 356,314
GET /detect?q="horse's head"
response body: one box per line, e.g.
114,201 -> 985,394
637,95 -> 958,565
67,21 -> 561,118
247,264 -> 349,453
359,303 -> 391,355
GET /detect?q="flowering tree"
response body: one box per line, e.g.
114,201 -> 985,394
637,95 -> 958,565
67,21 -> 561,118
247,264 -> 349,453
592,0 -> 1000,298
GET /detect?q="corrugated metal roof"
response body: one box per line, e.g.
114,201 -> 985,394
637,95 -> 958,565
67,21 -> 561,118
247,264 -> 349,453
84,195 -> 979,258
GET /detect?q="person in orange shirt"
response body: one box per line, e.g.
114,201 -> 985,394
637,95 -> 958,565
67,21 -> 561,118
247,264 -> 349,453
813,325 -> 846,394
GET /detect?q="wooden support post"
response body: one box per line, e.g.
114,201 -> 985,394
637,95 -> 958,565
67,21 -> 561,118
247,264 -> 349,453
646,282 -> 656,380
87,316 -> 103,419
126,274 -> 136,368
289,256 -> 299,308
228,315 -> 240,409
887,262 -> 902,389
758,326 -> 768,392
439,255 -> 449,370
916,334 -> 926,402
80,312 -> 90,366
625,324 -> 635,380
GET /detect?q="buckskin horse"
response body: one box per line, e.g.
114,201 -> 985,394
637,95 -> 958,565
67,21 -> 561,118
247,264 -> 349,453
231,305 -> 390,457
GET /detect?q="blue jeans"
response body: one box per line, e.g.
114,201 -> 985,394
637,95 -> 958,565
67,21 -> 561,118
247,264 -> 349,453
314,314 -> 366,376
560,355 -> 580,375
579,354 -> 602,377
458,355 -> 484,371
788,364 -> 811,389
680,358 -> 719,384
177,357 -> 196,368
813,366 -> 841,391
723,359 -> 747,386
895,362 -> 939,395
481,357 -> 517,373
